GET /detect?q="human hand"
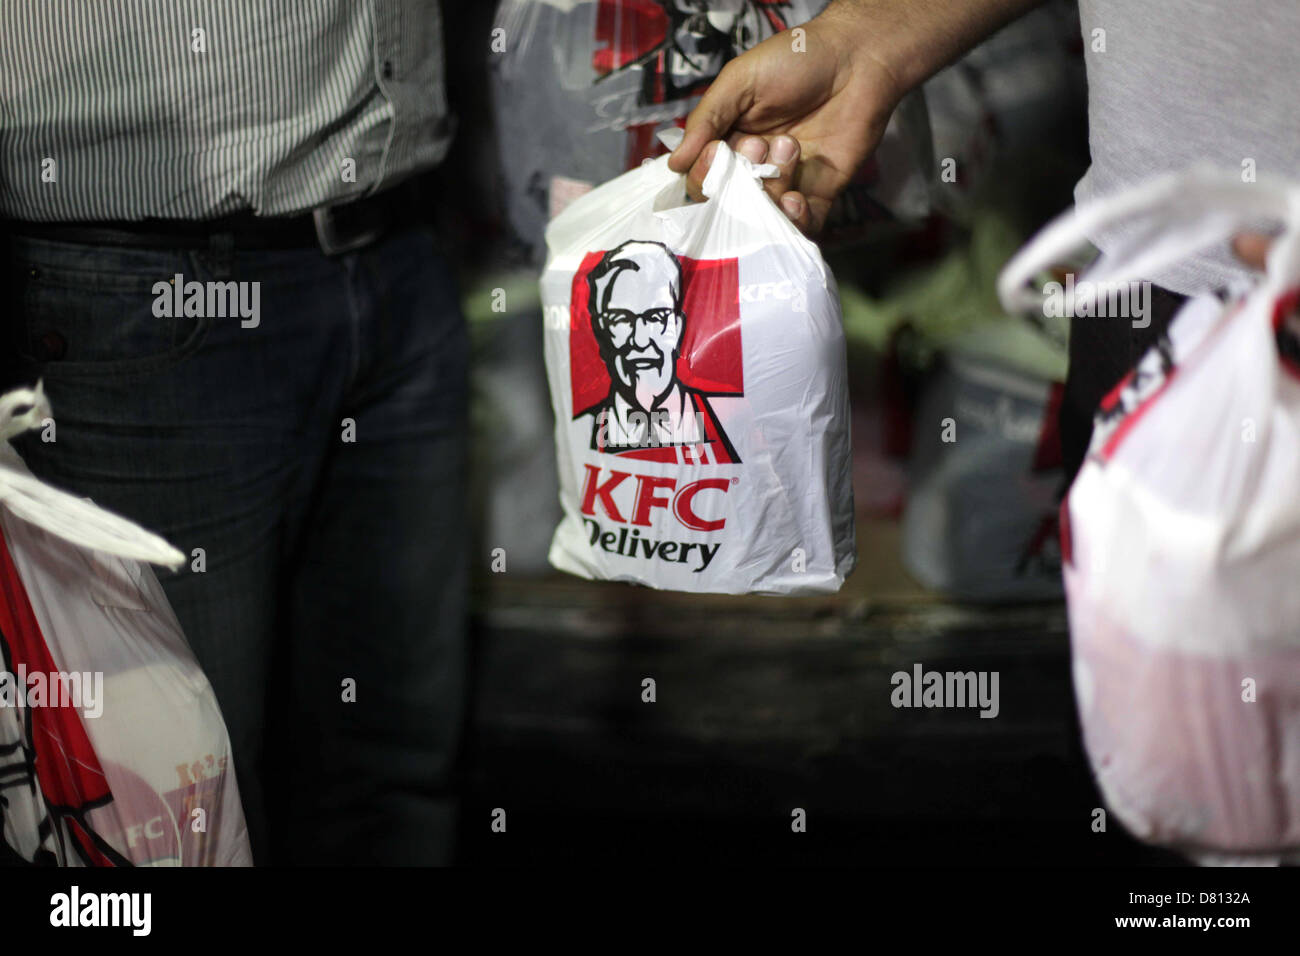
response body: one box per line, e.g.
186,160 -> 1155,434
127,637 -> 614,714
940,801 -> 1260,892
1232,232 -> 1273,270
667,9 -> 904,235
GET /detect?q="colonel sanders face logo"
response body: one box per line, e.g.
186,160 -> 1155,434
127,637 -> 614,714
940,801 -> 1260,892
590,240 -> 684,411
584,241 -> 739,462
662,0 -> 771,94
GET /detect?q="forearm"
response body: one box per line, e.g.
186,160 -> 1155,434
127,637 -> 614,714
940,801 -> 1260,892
819,0 -> 1048,101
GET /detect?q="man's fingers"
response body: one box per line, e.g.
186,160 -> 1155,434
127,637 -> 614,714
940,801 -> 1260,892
668,61 -> 748,174
733,134 -> 769,166
779,191 -> 815,235
762,135 -> 800,207
683,133 -> 750,201
671,111 -> 730,176
686,135 -> 767,201
807,195 -> 835,237
685,136 -> 821,236
1232,232 -> 1273,270
684,141 -> 719,202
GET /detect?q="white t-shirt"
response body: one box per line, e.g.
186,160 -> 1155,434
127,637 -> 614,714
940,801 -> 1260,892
1075,0 -> 1300,295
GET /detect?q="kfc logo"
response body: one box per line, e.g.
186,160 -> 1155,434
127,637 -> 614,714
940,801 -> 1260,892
571,241 -> 743,465
1091,333 -> 1176,462
594,0 -> 796,106
592,1 -> 797,166
578,465 -> 728,571
0,595 -> 128,865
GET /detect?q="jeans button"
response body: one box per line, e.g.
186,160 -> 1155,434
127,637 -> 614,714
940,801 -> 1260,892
36,330 -> 67,361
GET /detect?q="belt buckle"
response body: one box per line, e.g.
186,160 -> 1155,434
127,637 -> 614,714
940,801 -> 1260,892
312,204 -> 383,257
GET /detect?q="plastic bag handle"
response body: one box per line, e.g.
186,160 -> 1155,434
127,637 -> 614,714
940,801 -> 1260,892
0,381 -> 51,442
654,127 -> 780,199
702,140 -> 779,198
997,165 -> 1300,315
0,384 -> 186,569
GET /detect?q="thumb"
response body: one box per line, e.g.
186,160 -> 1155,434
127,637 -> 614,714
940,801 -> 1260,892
668,60 -> 751,174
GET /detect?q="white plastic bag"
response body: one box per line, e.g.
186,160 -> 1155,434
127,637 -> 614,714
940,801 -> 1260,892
902,355 -> 1064,602
541,131 -> 855,594
0,385 -> 252,866
998,168 -> 1300,860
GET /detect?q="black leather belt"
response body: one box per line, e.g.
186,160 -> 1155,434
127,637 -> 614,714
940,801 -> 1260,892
5,176 -> 430,256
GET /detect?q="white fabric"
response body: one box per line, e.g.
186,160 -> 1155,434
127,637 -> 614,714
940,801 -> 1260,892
1074,0 -> 1300,295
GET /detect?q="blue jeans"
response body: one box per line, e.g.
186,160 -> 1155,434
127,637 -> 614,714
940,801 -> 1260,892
2,225 -> 469,865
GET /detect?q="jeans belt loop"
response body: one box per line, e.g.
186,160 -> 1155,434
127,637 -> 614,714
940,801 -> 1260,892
207,231 -> 235,279
313,203 -> 384,257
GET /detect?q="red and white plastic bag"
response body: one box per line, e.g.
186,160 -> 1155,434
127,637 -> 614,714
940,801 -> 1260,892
0,385 -> 252,866
999,169 -> 1300,861
541,130 -> 855,594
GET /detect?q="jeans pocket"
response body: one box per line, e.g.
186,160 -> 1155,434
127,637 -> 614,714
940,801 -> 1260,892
10,243 -> 214,382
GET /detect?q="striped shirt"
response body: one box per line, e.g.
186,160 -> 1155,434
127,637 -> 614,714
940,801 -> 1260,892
0,0 -> 453,221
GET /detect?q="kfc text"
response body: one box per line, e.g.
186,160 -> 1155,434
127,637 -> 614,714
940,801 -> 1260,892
579,464 -> 730,572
